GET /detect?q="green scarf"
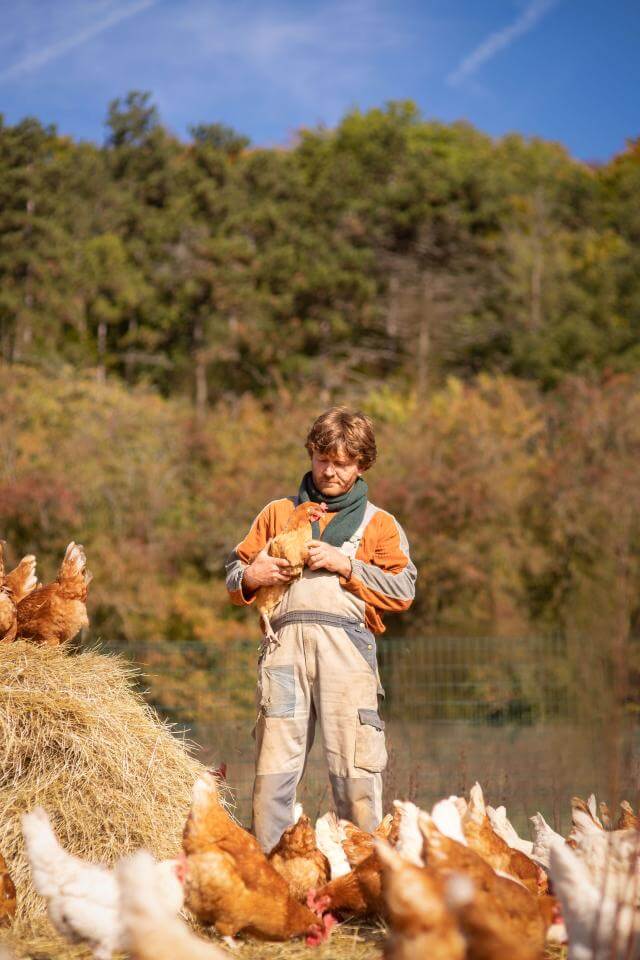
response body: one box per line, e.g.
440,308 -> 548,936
298,472 -> 368,547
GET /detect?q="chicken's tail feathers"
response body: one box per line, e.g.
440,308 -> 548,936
191,770 -> 222,809
58,541 -> 88,583
315,813 -> 350,879
431,797 -> 468,847
392,800 -> 425,866
4,555 -> 38,603
465,782 -> 486,825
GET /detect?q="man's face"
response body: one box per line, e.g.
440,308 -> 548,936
311,449 -> 361,497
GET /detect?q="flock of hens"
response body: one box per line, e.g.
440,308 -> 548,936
1,541 -> 639,959
0,540 -> 91,647
3,773 -> 640,960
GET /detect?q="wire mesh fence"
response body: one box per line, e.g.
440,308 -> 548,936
90,632 -> 640,835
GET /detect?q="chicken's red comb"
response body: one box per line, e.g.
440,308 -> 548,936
208,763 -> 227,781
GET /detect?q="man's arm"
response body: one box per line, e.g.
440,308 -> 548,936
339,511 -> 416,613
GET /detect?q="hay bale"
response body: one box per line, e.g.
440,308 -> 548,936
0,641 -> 212,933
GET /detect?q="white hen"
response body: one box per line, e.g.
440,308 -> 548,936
572,813 -> 640,906
530,812 -> 564,870
549,838 -> 640,960
117,851 -> 227,960
22,807 -> 183,960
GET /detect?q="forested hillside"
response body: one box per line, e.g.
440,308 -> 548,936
1,94 -> 639,401
1,95 -> 639,714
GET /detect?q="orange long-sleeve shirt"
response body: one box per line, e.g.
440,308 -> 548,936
225,497 -> 416,634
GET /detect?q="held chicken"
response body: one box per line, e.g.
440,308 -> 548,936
182,771 -> 334,943
255,502 -> 327,641
268,810 -> 330,901
0,542 -> 37,643
0,850 -> 16,926
22,807 -> 182,960
116,852 -> 227,960
16,541 -> 91,645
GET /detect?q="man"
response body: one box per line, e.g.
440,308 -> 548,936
225,407 -> 416,851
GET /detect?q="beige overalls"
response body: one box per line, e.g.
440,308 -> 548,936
252,502 -> 387,852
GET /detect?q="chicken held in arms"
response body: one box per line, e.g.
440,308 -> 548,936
255,501 -> 327,642
16,541 -> 91,645
182,771 -> 334,944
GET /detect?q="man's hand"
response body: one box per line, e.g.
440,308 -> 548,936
307,540 -> 352,578
242,546 -> 293,593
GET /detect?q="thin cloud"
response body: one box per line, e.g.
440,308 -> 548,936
0,0 -> 158,83
447,0 -> 559,87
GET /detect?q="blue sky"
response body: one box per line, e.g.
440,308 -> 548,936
1,0 -> 638,162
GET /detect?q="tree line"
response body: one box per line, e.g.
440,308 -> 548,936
1,93 -> 639,406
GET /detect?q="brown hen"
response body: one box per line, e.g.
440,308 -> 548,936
616,800 -> 640,831
182,772 -> 333,942
0,851 -> 16,927
0,542 -> 37,643
268,812 -> 330,901
314,849 -> 385,917
339,812 -> 395,868
377,840 -> 465,960
419,812 -> 547,950
445,872 -> 545,960
462,783 -> 543,894
16,541 -> 91,645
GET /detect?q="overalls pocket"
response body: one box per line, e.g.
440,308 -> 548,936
354,707 -> 387,772
260,664 -> 296,718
